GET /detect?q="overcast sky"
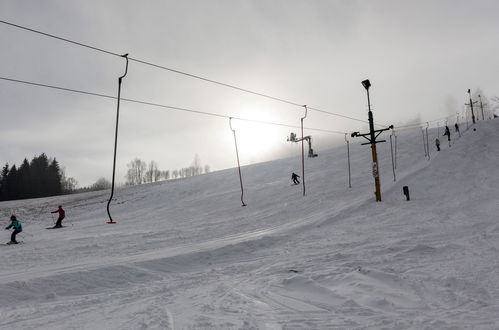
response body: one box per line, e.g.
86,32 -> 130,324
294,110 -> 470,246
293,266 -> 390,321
1,0 -> 498,186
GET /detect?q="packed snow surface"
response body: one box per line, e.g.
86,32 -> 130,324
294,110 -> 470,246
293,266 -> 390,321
1,120 -> 499,329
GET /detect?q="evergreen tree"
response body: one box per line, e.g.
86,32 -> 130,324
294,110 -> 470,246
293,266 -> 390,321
48,158 -> 63,196
6,165 -> 19,200
0,163 -> 9,201
18,158 -> 32,199
30,153 -> 49,198
0,154 -> 69,201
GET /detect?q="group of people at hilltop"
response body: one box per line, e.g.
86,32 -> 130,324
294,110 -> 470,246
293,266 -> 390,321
435,123 -> 460,151
4,205 -> 65,245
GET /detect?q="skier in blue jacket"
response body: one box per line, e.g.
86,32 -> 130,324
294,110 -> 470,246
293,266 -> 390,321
5,215 -> 22,244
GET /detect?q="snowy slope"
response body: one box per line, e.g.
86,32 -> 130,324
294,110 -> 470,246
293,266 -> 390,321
1,120 -> 499,329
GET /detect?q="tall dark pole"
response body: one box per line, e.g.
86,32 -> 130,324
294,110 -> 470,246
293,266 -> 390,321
344,133 -> 352,188
229,118 -> 247,207
351,80 -> 392,203
421,129 -> 427,158
300,105 -> 308,196
106,54 -> 129,224
478,94 -> 485,121
365,86 -> 382,201
425,123 -> 430,160
468,89 -> 476,124
389,130 -> 396,182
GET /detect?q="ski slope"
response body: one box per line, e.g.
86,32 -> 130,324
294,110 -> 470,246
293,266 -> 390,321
1,120 -> 499,329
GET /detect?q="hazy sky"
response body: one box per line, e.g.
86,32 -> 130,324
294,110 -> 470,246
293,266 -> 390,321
1,0 -> 498,186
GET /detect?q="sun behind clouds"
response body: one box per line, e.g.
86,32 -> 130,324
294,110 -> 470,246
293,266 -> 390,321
230,106 -> 287,163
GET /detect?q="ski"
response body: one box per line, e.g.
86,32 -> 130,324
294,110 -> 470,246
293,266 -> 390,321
2,241 -> 23,245
46,225 -> 67,229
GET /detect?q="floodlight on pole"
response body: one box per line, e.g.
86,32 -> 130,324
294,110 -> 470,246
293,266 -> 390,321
361,79 -> 371,90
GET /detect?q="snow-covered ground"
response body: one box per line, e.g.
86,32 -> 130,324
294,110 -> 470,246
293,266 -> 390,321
1,120 -> 499,329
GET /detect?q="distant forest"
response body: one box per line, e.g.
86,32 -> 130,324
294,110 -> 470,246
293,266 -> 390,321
0,153 -> 211,201
0,153 -> 75,201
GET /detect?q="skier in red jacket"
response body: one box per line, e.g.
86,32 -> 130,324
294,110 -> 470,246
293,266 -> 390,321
51,205 -> 65,228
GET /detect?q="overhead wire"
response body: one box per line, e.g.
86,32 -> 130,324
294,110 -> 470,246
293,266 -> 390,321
0,19 -> 387,127
0,75 -> 347,135
0,75 -> 462,136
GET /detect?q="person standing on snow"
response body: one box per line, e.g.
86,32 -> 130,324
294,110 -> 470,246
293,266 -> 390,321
455,123 -> 461,137
435,138 -> 441,151
291,172 -> 300,185
51,205 -> 65,228
443,125 -> 451,142
5,215 -> 22,244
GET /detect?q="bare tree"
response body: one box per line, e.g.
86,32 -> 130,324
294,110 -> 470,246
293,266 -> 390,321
147,154 -> 209,183
126,158 -> 146,185
59,167 -> 79,193
191,154 -> 202,175
144,160 -> 161,183
63,177 -> 79,193
153,166 -> 162,182
492,96 -> 499,116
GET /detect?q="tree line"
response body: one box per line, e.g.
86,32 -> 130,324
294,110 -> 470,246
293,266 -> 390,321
125,154 -> 210,186
0,153 -> 75,201
0,153 -> 211,201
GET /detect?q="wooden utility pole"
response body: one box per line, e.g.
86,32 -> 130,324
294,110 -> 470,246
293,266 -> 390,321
351,79 -> 393,202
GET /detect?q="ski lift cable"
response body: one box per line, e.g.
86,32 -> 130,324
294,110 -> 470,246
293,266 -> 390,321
0,75 -> 455,136
1,73 -> 464,140
0,19 -> 122,57
0,19 -> 385,127
230,116 -> 347,135
0,75 -> 346,135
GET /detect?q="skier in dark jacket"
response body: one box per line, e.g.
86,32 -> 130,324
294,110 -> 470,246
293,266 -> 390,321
51,205 -> 65,228
5,215 -> 22,244
455,123 -> 461,137
291,172 -> 300,185
443,125 -> 451,142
